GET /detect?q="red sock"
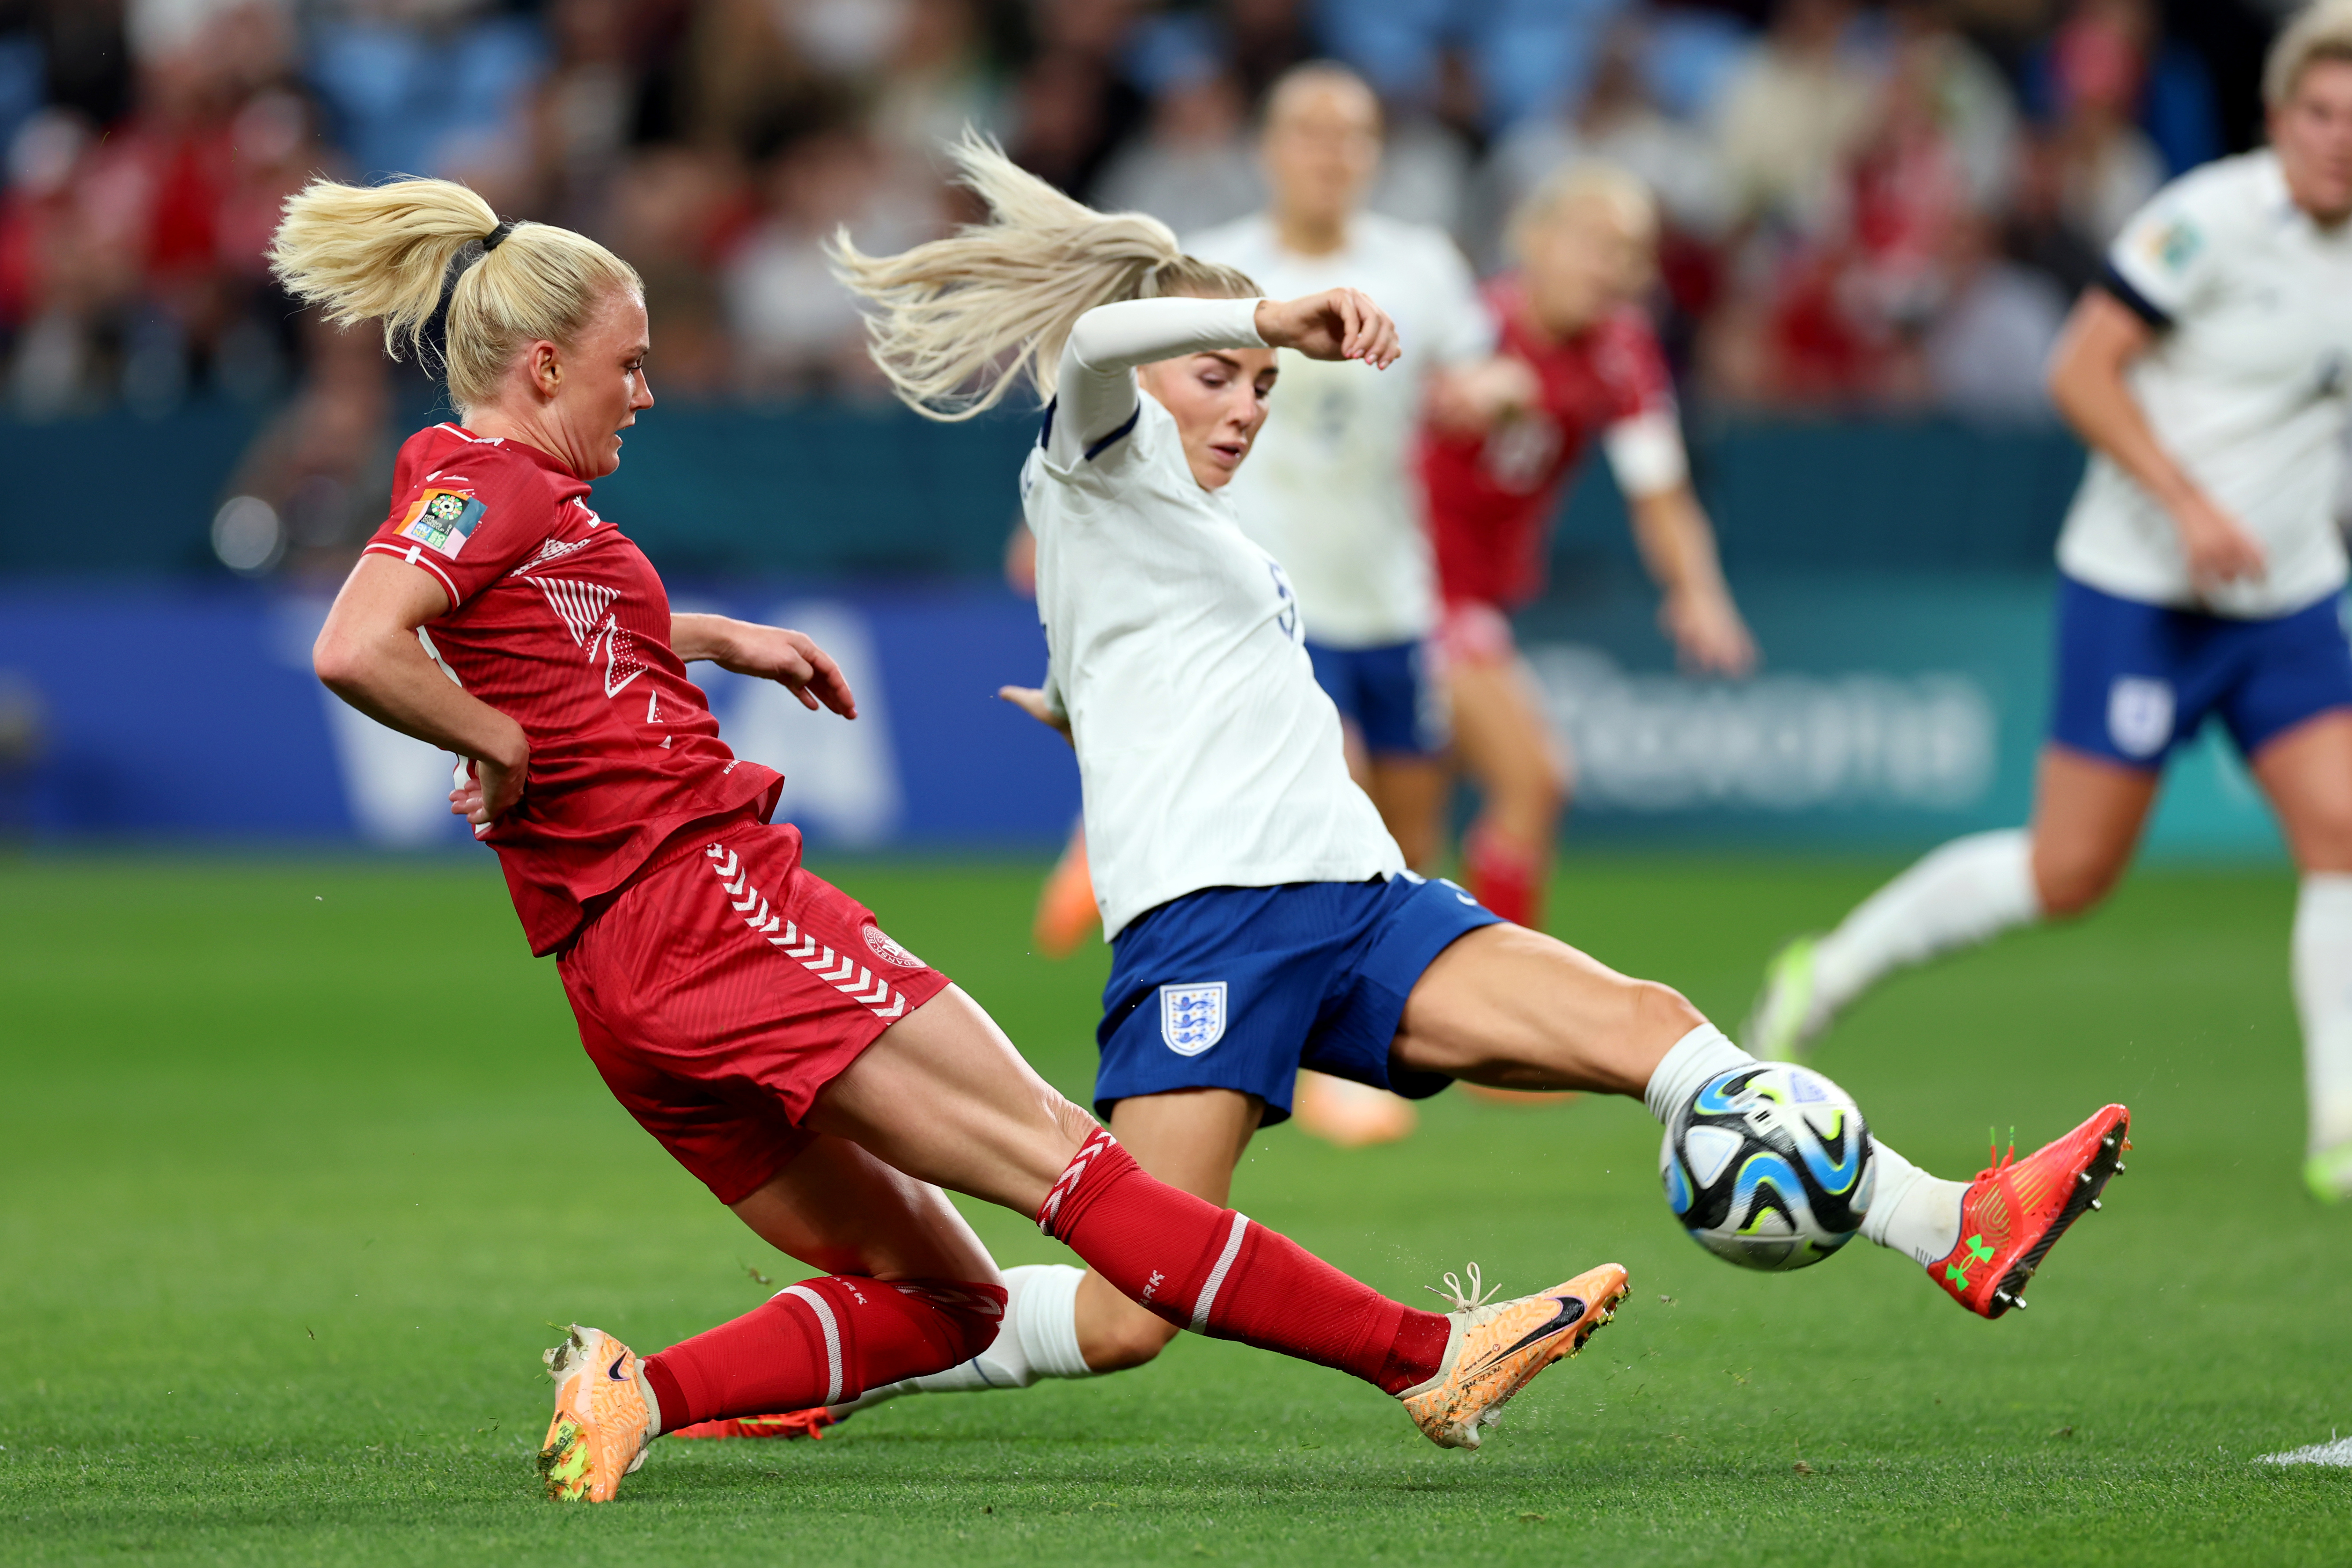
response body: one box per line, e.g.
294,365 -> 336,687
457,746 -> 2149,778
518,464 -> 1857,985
1038,1130 -> 1450,1395
1465,823 -> 1544,930
641,1276 -> 1004,1432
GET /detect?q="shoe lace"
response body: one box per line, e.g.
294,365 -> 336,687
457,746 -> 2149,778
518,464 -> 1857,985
1975,1125 -> 2018,1182
1424,1261 -> 1501,1313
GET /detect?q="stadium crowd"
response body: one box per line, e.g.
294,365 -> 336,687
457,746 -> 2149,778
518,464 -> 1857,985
0,0 -> 2282,437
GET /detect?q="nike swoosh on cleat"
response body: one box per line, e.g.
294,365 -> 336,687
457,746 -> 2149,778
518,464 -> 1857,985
607,1354 -> 631,1381
1465,1295 -> 1587,1376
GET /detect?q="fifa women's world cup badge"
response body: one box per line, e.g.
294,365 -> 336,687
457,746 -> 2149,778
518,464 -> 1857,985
396,488 -> 487,558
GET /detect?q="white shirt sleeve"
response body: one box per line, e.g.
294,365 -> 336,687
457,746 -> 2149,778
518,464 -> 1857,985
1049,297 -> 1266,467
2102,172 -> 2225,326
1601,410 -> 1691,498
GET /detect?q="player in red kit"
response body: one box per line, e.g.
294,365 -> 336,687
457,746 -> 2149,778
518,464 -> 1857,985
278,174 -> 1629,1502
1421,163 -> 1756,931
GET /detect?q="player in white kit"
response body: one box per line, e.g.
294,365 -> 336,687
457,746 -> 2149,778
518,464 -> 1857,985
717,134 -> 2136,1435
1747,2 -> 2352,1204
1188,64 -> 1503,1145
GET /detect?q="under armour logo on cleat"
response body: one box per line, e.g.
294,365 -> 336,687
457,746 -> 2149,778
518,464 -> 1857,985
1944,1261 -> 1970,1288
1966,1234 -> 1995,1263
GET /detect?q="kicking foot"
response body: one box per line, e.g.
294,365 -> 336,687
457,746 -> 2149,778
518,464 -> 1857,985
668,1408 -> 842,1440
1399,1262 -> 1629,1450
1295,1070 -> 1419,1147
2306,1144 -> 2352,1204
1931,1105 -> 2129,1319
539,1325 -> 657,1502
1743,936 -> 1825,1061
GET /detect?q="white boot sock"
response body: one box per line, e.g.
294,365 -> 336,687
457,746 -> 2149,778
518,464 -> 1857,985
2293,873 -> 2352,1158
1858,1140 -> 1965,1267
1810,829 -> 2042,1027
839,1264 -> 1090,1413
1644,1025 -> 1964,1266
1642,1024 -> 1755,1125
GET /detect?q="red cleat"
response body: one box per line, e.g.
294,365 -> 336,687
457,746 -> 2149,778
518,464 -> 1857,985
1930,1105 -> 2130,1319
667,1408 -> 841,1441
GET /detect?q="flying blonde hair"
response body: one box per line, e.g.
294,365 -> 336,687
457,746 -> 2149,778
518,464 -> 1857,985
268,176 -> 641,414
2266,0 -> 2352,107
830,130 -> 1259,422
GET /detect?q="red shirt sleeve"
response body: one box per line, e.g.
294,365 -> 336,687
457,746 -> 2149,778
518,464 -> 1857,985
361,434 -> 556,609
1591,310 -> 1676,425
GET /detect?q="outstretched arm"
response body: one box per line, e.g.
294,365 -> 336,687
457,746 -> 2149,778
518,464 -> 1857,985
671,612 -> 857,718
1050,291 -> 1401,465
1627,485 -> 1755,677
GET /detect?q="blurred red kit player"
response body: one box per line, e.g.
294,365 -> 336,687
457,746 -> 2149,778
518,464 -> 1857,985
1419,163 -> 1756,931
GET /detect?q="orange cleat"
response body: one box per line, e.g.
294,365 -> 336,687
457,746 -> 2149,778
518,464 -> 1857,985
538,1325 -> 657,1502
1931,1105 -> 2130,1319
1399,1262 -> 1629,1449
1294,1070 -> 1419,1147
668,1408 -> 841,1441
1032,826 -> 1100,958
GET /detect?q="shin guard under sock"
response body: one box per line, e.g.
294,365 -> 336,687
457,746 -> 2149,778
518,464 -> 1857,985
1037,1129 -> 1447,1394
642,1275 -> 1005,1432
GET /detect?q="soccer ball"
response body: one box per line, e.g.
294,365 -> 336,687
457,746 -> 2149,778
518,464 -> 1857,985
1660,1063 -> 1875,1271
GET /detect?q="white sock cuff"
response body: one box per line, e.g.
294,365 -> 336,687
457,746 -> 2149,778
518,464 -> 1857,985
1968,828 -> 2043,922
2298,871 -> 2352,918
1642,1023 -> 1756,1125
1007,1263 -> 1091,1379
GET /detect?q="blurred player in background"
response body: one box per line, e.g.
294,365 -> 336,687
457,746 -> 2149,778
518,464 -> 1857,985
1422,161 -> 1755,937
1185,63 -> 1503,1145
1747,1 -> 2352,1204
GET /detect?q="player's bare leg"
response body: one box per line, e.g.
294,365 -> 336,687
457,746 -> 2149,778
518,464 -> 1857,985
1072,1088 -> 1262,1370
1448,652 -> 1570,932
1747,745 -> 2156,1059
2249,711 -> 2352,1199
800,987 -> 1620,1443
1394,923 -> 2128,1315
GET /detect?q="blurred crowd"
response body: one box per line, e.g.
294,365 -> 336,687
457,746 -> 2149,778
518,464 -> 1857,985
0,0 -> 2290,448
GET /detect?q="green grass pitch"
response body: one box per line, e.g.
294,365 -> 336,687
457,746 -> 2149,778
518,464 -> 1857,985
2,850 -> 2347,1565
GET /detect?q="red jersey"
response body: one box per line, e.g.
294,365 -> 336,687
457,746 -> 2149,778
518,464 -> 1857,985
362,423 -> 782,954
1422,281 -> 1677,611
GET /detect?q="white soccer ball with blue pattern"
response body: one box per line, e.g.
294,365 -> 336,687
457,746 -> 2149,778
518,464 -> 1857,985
1660,1063 -> 1875,1271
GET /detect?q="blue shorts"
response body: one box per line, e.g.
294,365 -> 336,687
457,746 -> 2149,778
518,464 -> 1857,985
1094,875 -> 1502,1125
1306,638 -> 1448,757
2049,576 -> 2352,769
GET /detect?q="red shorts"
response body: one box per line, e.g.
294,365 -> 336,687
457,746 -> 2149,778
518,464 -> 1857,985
1438,599 -> 1517,670
557,818 -> 953,1205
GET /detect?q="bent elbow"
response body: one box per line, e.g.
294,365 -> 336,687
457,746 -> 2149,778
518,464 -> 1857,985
312,628 -> 362,694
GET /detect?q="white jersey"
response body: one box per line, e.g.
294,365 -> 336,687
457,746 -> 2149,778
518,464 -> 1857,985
1022,296 -> 1404,938
1187,212 -> 1493,648
2059,150 -> 2352,618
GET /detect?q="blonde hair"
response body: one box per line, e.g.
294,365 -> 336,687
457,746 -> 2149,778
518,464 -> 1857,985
1508,160 -> 1659,263
268,176 -> 642,413
831,131 -> 1259,422
2266,0 -> 2352,108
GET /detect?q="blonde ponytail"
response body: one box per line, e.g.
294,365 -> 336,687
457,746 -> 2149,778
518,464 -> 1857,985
269,176 -> 641,414
831,131 -> 1259,422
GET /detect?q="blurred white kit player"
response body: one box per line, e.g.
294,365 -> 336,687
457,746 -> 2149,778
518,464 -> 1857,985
1747,4 -> 2352,1203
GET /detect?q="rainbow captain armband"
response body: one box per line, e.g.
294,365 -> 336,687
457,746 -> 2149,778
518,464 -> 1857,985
395,487 -> 486,558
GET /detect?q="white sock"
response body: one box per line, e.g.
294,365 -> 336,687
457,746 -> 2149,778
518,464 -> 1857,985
1641,1023 -> 1754,1125
1810,829 -> 2041,1028
2294,873 -> 2352,1157
1857,1140 -> 1964,1267
837,1264 -> 1090,1413
1644,1024 -> 1965,1269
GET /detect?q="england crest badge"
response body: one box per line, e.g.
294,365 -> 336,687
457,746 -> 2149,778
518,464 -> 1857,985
1159,982 -> 1227,1056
